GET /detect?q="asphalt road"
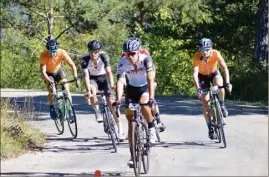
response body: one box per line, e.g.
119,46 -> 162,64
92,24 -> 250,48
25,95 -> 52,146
1,89 -> 268,176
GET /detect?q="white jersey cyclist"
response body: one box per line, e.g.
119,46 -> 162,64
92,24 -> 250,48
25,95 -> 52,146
117,53 -> 154,87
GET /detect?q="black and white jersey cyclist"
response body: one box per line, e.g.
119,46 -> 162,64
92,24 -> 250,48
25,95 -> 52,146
114,37 -> 158,167
81,40 -> 125,141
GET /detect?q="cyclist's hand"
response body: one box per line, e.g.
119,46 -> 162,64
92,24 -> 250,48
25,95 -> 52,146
74,76 -> 79,88
48,80 -> 54,89
112,100 -> 121,107
225,83 -> 232,95
148,98 -> 156,108
196,88 -> 202,99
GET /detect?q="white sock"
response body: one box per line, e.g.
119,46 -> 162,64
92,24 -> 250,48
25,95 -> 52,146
117,122 -> 123,135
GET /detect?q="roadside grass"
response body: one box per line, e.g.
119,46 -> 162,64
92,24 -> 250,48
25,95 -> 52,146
1,98 -> 46,159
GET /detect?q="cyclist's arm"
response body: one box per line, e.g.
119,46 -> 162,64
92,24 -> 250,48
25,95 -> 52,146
62,51 -> 78,78
83,69 -> 91,94
144,57 -> 155,99
116,76 -> 125,101
40,64 -> 52,83
192,66 -> 200,89
147,71 -> 155,99
218,52 -> 230,84
105,67 -> 114,89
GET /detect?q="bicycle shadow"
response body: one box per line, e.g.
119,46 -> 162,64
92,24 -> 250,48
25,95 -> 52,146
152,140 -> 223,149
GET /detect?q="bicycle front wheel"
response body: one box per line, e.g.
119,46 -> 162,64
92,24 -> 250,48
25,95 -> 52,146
216,102 -> 227,148
141,121 -> 150,174
153,119 -> 161,142
53,96 -> 64,135
132,122 -> 142,177
211,106 -> 221,143
104,107 -> 117,153
65,97 -> 78,139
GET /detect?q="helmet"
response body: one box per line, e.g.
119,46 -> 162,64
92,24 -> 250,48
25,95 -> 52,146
46,39 -> 59,52
87,40 -> 103,51
129,37 -> 142,47
123,37 -> 140,52
198,38 -> 212,49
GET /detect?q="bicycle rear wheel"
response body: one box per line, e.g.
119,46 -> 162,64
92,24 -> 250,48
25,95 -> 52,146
65,97 -> 78,138
53,97 -> 64,135
216,102 -> 227,148
104,107 -> 117,153
132,122 -> 142,177
141,121 -> 150,174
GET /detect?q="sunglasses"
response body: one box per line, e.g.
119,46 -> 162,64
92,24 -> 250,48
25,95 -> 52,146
125,51 -> 137,57
48,49 -> 57,54
89,50 -> 100,54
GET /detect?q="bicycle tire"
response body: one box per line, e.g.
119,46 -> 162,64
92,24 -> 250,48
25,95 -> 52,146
216,102 -> 227,148
65,97 -> 78,138
211,106 -> 221,143
53,96 -> 64,135
104,107 -> 117,153
107,107 -> 119,143
132,122 -> 142,177
141,121 -> 150,174
153,119 -> 161,142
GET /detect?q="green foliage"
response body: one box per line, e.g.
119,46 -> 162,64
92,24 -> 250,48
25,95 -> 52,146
1,0 -> 267,103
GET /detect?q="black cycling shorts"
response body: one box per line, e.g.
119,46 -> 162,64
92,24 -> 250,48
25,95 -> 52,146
46,67 -> 66,84
198,70 -> 221,90
90,74 -> 111,95
125,84 -> 148,106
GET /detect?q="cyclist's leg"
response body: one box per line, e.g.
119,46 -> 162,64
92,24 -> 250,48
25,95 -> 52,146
138,85 -> 156,144
45,73 -> 57,119
211,70 -> 228,117
55,68 -> 69,99
88,78 -> 102,122
199,73 -> 215,139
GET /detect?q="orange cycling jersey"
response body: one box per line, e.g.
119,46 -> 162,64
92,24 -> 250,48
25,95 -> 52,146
192,49 -> 223,75
40,49 -> 72,73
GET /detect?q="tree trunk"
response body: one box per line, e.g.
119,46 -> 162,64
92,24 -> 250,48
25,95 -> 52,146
138,2 -> 146,27
47,5 -> 54,40
254,0 -> 268,61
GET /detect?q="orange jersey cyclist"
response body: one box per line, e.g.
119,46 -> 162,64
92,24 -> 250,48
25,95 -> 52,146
81,40 -> 125,141
114,37 -> 158,167
192,38 -> 232,139
40,39 -> 78,120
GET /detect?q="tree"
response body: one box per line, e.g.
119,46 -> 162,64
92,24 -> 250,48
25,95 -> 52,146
254,0 -> 268,62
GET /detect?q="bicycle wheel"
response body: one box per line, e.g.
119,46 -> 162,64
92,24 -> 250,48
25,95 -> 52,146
53,96 -> 64,135
153,119 -> 161,142
104,107 -> 117,153
141,121 -> 150,174
132,122 -> 142,177
216,102 -> 227,148
65,97 -> 78,138
107,107 -> 119,143
211,106 -> 221,143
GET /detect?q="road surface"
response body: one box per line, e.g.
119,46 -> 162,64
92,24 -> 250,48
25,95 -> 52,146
1,89 -> 268,176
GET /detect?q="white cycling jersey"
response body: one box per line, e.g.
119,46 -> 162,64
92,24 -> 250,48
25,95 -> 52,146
81,51 -> 110,76
117,53 -> 154,87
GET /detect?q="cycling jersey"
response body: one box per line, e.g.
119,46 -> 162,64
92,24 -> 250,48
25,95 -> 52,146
117,53 -> 154,87
192,49 -> 223,76
40,49 -> 72,73
81,51 -> 110,76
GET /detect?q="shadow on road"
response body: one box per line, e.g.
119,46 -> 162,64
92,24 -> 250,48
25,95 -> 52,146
1,94 -> 267,122
0,171 -> 125,176
153,140 -> 224,149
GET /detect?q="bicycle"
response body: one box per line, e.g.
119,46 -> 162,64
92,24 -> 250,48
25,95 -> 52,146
151,101 -> 162,142
97,91 -> 119,153
126,100 -> 151,176
208,85 -> 228,148
53,79 -> 79,138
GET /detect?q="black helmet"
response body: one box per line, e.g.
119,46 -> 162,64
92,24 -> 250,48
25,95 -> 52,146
87,40 -> 103,51
46,39 -> 59,51
123,38 -> 140,52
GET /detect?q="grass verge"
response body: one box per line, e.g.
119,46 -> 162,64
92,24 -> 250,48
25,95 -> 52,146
1,98 -> 46,159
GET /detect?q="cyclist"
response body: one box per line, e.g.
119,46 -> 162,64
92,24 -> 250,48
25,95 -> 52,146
192,38 -> 232,139
114,37 -> 157,167
120,37 -> 166,132
81,40 -> 125,141
40,39 -> 78,120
